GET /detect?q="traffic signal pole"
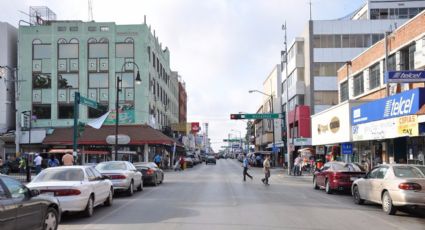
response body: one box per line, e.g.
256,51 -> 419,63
73,92 -> 80,157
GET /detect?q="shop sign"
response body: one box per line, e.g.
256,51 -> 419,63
191,122 -> 200,133
352,88 -> 425,125
385,70 -> 425,83
289,138 -> 312,146
104,105 -> 135,125
341,143 -> 353,154
352,115 -> 418,141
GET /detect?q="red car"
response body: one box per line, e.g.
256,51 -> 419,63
313,161 -> 366,194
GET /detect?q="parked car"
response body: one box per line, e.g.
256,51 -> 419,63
95,161 -> 143,196
184,157 -> 194,168
133,162 -> 164,186
206,155 -> 217,165
352,164 -> 425,215
0,174 -> 61,230
27,166 -> 113,218
313,161 -> 366,194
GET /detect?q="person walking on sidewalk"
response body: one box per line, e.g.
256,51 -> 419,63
242,154 -> 253,181
261,155 -> 271,185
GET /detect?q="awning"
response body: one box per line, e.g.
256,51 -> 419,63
48,149 -> 109,155
43,125 -> 181,146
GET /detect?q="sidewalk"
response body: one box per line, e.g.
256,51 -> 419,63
272,167 -> 313,182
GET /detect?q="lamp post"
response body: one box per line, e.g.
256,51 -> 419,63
115,61 -> 142,161
282,21 -> 292,175
248,90 -> 275,158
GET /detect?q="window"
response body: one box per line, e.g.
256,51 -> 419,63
33,104 -> 51,119
116,43 -> 134,58
88,26 -> 97,32
59,43 -> 78,58
409,43 -> 416,70
2,177 -> 27,199
376,167 -> 388,179
58,104 -> 74,119
342,35 -> 349,48
70,26 -> 78,32
100,26 -> 109,32
153,53 -> 156,67
33,73 -> 51,89
393,166 -> 424,178
387,54 -> 396,71
33,44 -> 51,59
313,62 -> 344,76
340,81 -> 348,102
120,72 -> 134,88
58,26 -> 66,32
89,73 -> 108,88
85,169 -> 96,181
58,74 -> 78,89
89,43 -> 108,58
353,73 -> 364,96
369,63 -> 380,89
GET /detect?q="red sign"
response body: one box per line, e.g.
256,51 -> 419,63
191,122 -> 200,133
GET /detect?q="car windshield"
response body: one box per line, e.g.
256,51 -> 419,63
33,168 -> 84,182
333,163 -> 364,172
393,166 -> 425,178
96,162 -> 127,171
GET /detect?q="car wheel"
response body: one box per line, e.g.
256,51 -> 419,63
127,181 -> 134,196
382,191 -> 397,215
313,177 -> 319,190
325,179 -> 333,194
104,188 -> 113,206
43,207 -> 59,230
83,196 -> 94,217
160,175 -> 163,184
353,185 -> 364,205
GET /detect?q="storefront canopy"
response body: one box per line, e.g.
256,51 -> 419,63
43,125 -> 182,146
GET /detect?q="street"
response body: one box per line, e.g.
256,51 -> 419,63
58,159 -> 425,230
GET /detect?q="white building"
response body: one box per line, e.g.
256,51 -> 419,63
0,22 -> 17,160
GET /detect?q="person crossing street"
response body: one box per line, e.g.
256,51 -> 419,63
261,155 -> 271,185
242,153 -> 253,181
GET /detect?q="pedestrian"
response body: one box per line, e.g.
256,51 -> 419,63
154,153 -> 162,168
242,154 -> 253,181
294,155 -> 302,176
19,157 -> 26,174
48,155 -> 60,167
261,155 -> 271,185
34,153 -> 43,175
62,152 -> 74,166
163,155 -> 169,169
179,155 -> 185,170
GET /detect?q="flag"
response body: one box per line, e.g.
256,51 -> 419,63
87,111 -> 111,129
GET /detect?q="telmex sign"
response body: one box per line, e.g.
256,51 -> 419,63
352,88 -> 425,125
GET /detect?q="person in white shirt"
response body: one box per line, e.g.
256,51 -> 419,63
34,153 -> 43,175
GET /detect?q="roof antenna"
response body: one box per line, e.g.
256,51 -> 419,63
88,0 -> 94,21
309,0 -> 312,20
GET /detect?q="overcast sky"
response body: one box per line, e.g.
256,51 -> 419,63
1,0 -> 365,151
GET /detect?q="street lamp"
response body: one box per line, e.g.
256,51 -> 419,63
248,90 -> 275,157
115,61 -> 142,160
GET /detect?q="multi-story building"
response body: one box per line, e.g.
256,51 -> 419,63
18,11 -> 180,162
334,10 -> 425,166
0,22 -> 17,160
282,0 -> 425,162
254,64 -> 282,164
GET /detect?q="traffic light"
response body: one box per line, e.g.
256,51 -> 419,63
78,122 -> 86,137
230,114 -> 242,120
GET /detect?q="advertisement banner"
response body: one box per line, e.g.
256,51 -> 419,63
104,104 -> 135,125
385,70 -> 425,83
191,122 -> 200,133
352,115 -> 418,141
351,88 -> 425,125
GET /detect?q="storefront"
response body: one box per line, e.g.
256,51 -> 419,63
351,88 -> 425,167
312,101 -> 367,163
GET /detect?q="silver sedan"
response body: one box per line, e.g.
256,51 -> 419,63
352,164 -> 425,215
95,161 -> 143,196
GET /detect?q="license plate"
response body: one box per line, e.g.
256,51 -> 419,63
350,177 -> 358,181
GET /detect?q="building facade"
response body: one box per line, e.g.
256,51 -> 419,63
0,22 -> 17,160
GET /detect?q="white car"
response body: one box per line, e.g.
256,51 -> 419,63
27,166 -> 113,217
95,161 -> 143,196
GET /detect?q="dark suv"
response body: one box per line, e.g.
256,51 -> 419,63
206,155 -> 216,165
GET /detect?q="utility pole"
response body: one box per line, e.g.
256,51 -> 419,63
282,22 -> 291,175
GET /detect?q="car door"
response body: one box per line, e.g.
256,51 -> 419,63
361,167 -> 379,201
0,178 -> 17,230
370,166 -> 389,203
1,177 -> 44,230
127,162 -> 141,186
90,168 -> 110,201
317,163 -> 331,187
85,168 -> 103,205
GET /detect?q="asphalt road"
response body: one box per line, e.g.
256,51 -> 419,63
59,159 -> 425,230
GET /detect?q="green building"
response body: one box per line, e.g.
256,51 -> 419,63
18,19 -> 180,162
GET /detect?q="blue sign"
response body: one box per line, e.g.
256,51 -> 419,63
351,88 -> 425,125
385,71 -> 425,83
341,143 -> 353,154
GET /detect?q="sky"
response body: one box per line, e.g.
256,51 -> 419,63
0,0 -> 365,151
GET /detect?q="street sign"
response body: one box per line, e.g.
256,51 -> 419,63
79,95 -> 99,109
241,113 -> 279,119
223,139 -> 240,142
341,143 -> 353,154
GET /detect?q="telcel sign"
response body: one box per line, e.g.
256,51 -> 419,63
385,70 -> 425,83
352,88 -> 425,125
